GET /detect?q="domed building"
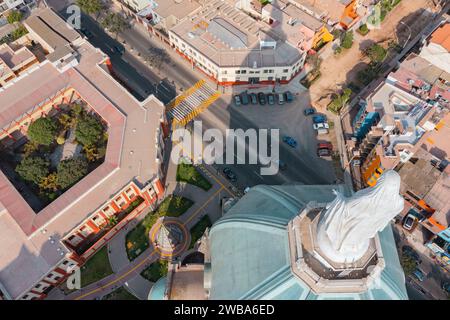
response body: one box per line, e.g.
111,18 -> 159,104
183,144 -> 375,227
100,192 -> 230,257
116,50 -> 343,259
157,171 -> 408,300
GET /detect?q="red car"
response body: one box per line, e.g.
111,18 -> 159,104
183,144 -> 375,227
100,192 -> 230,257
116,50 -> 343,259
317,142 -> 333,151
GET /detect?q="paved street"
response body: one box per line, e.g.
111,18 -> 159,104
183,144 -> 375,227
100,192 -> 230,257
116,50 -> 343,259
393,224 -> 450,300
49,0 -> 337,192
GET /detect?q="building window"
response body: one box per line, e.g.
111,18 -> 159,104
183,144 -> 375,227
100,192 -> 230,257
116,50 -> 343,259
241,70 -> 247,74
283,69 -> 288,73
235,70 -> 241,74
222,70 -> 227,74
263,70 -> 269,74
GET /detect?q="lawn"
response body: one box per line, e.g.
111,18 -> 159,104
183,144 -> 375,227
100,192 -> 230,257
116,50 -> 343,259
189,215 -> 212,249
125,196 -> 194,260
101,286 -> 138,300
140,260 -> 169,282
80,246 -> 113,287
176,163 -> 212,191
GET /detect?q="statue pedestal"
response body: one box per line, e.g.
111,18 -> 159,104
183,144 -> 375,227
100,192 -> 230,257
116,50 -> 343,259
287,205 -> 385,294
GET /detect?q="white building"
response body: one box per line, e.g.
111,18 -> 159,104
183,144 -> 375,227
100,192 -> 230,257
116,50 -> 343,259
168,0 -> 307,86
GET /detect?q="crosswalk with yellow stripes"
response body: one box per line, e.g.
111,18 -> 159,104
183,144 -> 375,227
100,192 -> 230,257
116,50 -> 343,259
167,80 -> 220,128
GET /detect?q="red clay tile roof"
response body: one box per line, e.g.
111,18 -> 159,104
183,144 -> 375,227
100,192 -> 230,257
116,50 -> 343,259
430,23 -> 450,52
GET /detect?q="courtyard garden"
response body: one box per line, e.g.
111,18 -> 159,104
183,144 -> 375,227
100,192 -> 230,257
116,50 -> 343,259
189,215 -> 212,249
0,101 -> 108,212
101,286 -> 137,300
140,260 -> 169,283
125,195 -> 194,260
176,163 -> 212,191
80,246 -> 114,287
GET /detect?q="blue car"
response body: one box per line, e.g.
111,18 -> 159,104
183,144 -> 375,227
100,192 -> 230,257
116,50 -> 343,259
313,115 -> 327,124
283,136 -> 297,148
304,108 -> 315,116
412,269 -> 425,282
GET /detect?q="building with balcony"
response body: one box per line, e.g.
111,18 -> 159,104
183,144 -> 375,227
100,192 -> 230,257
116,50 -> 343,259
0,0 -> 23,16
168,0 -> 307,86
240,0 -> 334,50
0,8 -> 168,300
0,43 -> 38,87
289,0 -> 367,30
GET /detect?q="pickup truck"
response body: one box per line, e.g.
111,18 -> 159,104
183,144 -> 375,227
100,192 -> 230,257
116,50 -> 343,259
313,122 -> 330,130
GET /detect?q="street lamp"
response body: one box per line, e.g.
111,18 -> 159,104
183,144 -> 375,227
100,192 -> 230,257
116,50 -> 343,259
400,21 -> 412,49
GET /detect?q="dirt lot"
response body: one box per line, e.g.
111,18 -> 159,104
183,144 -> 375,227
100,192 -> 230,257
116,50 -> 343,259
310,0 -> 438,109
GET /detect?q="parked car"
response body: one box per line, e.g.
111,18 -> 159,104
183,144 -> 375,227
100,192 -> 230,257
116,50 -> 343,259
304,108 -> 315,116
233,94 -> 241,106
317,142 -> 333,151
112,45 -> 125,55
317,148 -> 332,157
241,92 -> 249,105
283,136 -> 297,148
403,213 -> 417,231
267,93 -> 275,105
258,92 -> 267,105
313,115 -> 327,124
284,91 -> 294,102
313,122 -> 330,130
412,268 -> 425,282
244,186 -> 251,194
223,167 -> 237,182
250,93 -> 258,105
402,246 -> 421,263
277,93 -> 285,105
80,28 -> 93,38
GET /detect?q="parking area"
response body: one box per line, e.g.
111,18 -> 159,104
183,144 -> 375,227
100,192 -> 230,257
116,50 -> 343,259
200,87 -> 338,191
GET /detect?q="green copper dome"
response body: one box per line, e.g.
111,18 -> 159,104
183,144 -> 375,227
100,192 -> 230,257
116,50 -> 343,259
207,185 -> 408,300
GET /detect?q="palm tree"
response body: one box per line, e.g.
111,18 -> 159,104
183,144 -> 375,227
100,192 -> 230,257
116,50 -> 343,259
108,215 -> 119,227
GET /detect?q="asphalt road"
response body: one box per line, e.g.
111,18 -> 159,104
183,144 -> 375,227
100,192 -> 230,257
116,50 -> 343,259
50,2 -> 336,190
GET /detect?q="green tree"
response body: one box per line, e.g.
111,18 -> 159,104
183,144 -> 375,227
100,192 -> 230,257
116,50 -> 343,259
364,43 -> 387,63
145,47 -> 171,68
305,53 -> 322,72
341,31 -> 354,49
101,13 -> 129,38
27,118 -> 58,146
75,114 -> 104,147
57,157 -> 88,189
16,157 -> 50,185
328,88 -> 352,114
400,254 -> 417,275
39,173 -> 59,192
7,10 -> 23,24
22,141 -> 39,157
11,25 -> 28,40
76,0 -> 103,16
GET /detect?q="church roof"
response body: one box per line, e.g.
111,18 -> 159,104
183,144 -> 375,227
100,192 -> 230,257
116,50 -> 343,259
207,185 -> 408,300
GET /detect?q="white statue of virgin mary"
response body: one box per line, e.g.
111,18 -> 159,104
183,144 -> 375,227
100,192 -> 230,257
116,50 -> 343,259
317,170 -> 404,263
